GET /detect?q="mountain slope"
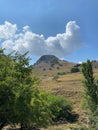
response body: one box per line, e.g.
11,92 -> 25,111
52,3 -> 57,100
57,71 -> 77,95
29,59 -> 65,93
33,55 -> 75,77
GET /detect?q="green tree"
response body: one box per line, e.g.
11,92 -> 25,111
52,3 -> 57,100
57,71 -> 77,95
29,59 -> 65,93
0,49 -> 16,129
0,49 -> 73,129
81,60 -> 98,112
0,50 -> 52,129
81,60 -> 98,129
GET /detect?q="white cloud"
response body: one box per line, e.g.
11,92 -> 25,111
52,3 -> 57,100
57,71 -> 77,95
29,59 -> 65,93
1,21 -> 82,58
0,21 -> 17,39
23,25 -> 30,32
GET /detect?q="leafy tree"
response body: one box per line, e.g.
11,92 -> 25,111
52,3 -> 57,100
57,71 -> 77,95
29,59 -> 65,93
0,50 -> 51,129
14,53 -> 54,129
0,49 -> 16,129
0,49 -> 73,129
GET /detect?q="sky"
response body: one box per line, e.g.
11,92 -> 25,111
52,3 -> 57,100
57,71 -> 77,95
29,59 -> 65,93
0,0 -> 98,64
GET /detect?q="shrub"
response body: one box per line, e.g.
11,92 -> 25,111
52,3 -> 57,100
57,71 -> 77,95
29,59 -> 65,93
48,95 -> 72,121
52,75 -> 59,81
71,67 -> 80,73
57,71 -> 66,75
49,68 -> 52,70
57,66 -> 60,69
43,68 -> 46,71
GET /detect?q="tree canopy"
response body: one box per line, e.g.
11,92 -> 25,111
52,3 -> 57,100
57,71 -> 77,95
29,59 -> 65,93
0,49 -> 72,129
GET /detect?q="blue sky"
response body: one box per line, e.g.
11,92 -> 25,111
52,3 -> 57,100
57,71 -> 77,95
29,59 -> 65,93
0,0 -> 98,63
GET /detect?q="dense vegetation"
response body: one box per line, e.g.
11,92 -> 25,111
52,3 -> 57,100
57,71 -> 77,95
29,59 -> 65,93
0,49 -> 72,130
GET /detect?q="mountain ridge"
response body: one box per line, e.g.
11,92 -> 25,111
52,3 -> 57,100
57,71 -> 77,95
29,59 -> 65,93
33,55 -> 98,76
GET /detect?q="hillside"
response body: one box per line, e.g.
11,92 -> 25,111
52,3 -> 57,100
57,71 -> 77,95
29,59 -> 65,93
33,55 -> 75,77
39,68 -> 98,130
32,56 -> 98,129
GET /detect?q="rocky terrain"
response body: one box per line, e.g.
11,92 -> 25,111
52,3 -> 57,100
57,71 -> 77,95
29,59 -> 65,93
33,55 -> 75,77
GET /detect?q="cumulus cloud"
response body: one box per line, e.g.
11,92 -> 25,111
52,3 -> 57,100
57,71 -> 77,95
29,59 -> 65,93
1,21 -> 82,58
0,21 -> 17,39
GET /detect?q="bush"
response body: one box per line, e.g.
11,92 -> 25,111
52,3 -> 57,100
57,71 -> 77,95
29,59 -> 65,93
48,95 -> 72,121
71,67 -> 80,73
52,75 -> 59,81
57,71 -> 66,75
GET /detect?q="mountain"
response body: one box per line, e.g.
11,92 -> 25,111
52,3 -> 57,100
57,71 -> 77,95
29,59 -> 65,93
34,55 -> 59,65
33,55 -> 75,77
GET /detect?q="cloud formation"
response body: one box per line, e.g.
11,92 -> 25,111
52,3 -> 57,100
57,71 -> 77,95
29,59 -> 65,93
1,21 -> 82,58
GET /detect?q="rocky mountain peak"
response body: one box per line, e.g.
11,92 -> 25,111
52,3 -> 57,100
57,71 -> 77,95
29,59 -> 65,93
35,55 -> 60,65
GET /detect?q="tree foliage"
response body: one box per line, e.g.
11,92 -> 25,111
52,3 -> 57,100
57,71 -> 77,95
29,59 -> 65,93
81,60 -> 98,113
48,95 -> 72,121
0,49 -> 72,129
0,50 -> 51,129
81,60 -> 98,129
